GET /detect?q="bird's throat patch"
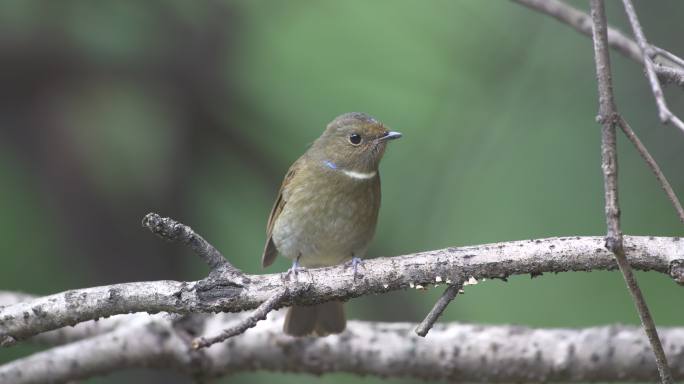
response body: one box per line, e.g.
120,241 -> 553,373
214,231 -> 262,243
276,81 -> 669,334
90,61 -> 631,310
324,160 -> 376,180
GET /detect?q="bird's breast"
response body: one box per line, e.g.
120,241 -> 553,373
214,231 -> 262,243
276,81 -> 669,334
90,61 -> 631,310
272,169 -> 380,267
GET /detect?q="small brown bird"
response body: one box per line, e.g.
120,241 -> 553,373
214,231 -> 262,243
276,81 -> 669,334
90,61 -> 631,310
261,112 -> 401,336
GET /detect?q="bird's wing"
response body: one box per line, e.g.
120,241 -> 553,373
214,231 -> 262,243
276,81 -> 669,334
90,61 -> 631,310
261,158 -> 302,267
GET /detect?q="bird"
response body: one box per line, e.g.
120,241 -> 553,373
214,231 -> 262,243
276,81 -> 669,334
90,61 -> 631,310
261,112 -> 401,336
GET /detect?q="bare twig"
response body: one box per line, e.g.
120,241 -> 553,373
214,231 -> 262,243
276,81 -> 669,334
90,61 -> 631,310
511,0 -> 684,88
512,0 -> 684,223
3,311 -> 684,384
621,0 -> 684,133
415,282 -> 463,337
653,46 -> 684,69
589,1 -> 673,383
192,288 -> 288,349
616,115 -> 684,222
590,0 -> 620,243
142,212 -> 233,272
1,235 -> 683,346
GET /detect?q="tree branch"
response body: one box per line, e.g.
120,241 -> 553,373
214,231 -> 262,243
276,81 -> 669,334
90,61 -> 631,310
415,282 -> 463,337
589,1 -> 673,382
513,0 -> 684,225
142,212 -> 234,272
656,63 -> 684,87
33,314 -> 161,346
653,46 -> 684,69
1,235 -> 683,347
621,0 -> 684,133
615,115 -> 684,223
511,0 -> 684,89
0,313 -> 199,384
192,287 -> 289,349
0,292 -> 35,307
3,311 -> 684,384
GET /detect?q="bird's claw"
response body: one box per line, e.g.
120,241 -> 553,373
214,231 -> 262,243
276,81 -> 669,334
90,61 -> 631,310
346,257 -> 365,279
284,259 -> 307,281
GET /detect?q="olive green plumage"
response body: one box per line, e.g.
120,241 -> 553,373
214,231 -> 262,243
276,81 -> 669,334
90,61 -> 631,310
261,112 -> 401,336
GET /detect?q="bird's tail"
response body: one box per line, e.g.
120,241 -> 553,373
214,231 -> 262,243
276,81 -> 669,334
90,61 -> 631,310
283,301 -> 346,336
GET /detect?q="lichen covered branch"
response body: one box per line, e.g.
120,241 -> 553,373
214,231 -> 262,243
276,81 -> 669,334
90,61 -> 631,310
3,312 -> 684,384
1,235 -> 682,347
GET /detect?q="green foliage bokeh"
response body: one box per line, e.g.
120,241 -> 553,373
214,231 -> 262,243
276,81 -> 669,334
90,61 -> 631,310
0,1 -> 682,383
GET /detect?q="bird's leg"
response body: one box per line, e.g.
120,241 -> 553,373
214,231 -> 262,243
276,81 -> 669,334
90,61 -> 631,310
345,255 -> 365,279
285,255 -> 306,280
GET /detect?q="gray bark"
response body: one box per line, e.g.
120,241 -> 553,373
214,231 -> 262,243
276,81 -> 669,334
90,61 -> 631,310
2,311 -> 684,383
2,235 -> 683,346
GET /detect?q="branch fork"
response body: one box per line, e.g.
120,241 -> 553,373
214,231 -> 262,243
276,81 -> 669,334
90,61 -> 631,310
2,2 -> 684,382
141,213 -> 289,349
589,1 -> 675,382
621,0 -> 684,133
1,213 -> 684,382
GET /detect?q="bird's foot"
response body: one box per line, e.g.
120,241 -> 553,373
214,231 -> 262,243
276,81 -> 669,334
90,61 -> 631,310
285,259 -> 307,281
345,257 -> 365,279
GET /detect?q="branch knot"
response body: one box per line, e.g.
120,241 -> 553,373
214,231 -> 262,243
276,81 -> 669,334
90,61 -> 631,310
669,259 -> 684,285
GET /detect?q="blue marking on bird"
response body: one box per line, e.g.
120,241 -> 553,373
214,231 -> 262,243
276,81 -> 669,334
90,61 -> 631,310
324,160 -> 338,170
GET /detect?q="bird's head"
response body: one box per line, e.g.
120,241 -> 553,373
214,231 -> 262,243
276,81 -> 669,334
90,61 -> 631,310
311,112 -> 401,173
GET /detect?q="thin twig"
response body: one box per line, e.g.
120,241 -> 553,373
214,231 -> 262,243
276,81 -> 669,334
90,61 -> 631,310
621,0 -> 684,134
511,0 -> 684,88
142,212 -> 233,272
415,282 -> 463,337
192,288 -> 288,349
652,46 -> 684,69
616,115 -> 684,223
589,2 -> 674,383
512,0 -> 684,220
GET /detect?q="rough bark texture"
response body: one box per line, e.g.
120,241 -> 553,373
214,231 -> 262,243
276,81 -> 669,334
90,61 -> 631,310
1,235 -> 683,346
1,2 -> 683,383
2,311 -> 684,384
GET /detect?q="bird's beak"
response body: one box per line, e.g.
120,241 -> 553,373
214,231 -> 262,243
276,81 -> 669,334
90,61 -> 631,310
378,131 -> 402,142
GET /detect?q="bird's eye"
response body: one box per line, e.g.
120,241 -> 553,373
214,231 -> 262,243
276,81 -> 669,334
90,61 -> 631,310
349,133 -> 362,145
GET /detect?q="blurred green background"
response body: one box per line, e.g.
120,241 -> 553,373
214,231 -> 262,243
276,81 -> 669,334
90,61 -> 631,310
0,1 -> 682,383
